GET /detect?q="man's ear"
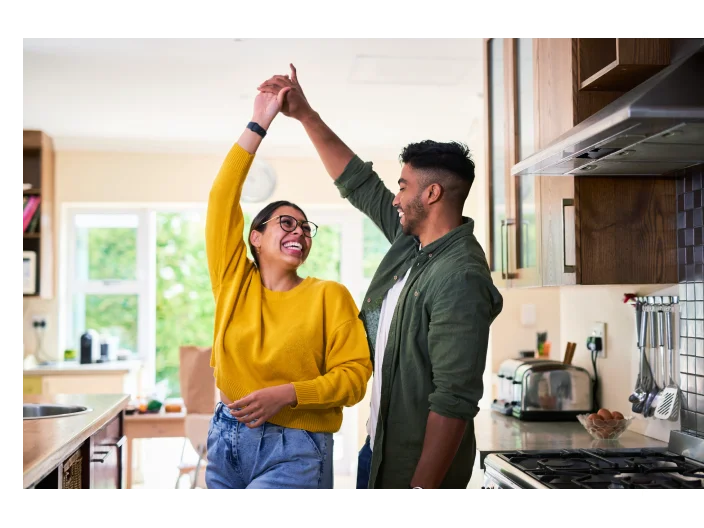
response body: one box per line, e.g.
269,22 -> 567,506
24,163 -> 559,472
427,183 -> 443,205
249,230 -> 262,249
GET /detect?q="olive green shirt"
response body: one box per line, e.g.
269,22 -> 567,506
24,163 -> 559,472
335,155 -> 503,489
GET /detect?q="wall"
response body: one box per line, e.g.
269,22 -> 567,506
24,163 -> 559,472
489,286 -> 561,375
676,163 -> 704,436
559,284 -> 679,442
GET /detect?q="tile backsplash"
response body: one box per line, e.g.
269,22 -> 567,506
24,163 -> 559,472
676,163 -> 704,436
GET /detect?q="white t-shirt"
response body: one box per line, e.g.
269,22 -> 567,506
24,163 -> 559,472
367,266 -> 412,450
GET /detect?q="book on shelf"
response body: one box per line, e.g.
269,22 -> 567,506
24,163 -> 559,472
23,195 -> 41,233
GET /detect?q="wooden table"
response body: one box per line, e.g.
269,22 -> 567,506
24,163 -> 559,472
123,410 -> 186,489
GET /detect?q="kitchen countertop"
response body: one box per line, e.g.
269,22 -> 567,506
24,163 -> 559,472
23,393 -> 129,488
23,359 -> 142,376
474,409 -> 668,468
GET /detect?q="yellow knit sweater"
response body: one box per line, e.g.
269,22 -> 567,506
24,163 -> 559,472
205,143 -> 372,433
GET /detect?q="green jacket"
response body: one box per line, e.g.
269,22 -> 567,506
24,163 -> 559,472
335,155 -> 503,489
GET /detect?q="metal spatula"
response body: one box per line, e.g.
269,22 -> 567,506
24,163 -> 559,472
654,298 -> 681,420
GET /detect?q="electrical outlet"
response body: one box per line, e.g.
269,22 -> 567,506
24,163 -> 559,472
592,322 -> 607,358
31,315 -> 47,328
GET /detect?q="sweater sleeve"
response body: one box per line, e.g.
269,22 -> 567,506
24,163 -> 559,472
291,317 -> 372,410
205,143 -> 256,296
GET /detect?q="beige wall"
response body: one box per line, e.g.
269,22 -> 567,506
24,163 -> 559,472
490,286 -> 561,374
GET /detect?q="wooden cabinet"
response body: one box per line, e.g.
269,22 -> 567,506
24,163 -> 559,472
23,366 -> 142,397
533,39 -> 677,286
30,412 -> 126,489
90,415 -> 126,489
484,38 -> 540,289
486,38 -> 679,288
23,130 -> 55,299
577,38 -> 670,92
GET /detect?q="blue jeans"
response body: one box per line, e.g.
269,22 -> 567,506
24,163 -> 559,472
356,435 -> 372,489
205,402 -> 334,489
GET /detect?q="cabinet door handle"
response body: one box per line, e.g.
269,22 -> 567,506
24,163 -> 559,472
500,219 -> 507,279
501,219 -> 517,280
91,450 -> 111,463
100,435 -> 126,449
562,199 -> 576,273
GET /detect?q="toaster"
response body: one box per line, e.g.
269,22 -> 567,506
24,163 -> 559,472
492,358 -> 594,421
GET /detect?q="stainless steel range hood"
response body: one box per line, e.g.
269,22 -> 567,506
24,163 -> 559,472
512,41 -> 704,177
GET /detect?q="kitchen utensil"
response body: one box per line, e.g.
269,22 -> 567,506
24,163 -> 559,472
633,299 -> 655,414
643,299 -> 661,417
629,300 -> 649,413
654,299 -> 681,420
563,342 -> 576,365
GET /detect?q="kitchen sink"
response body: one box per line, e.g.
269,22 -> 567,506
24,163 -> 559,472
23,404 -> 92,420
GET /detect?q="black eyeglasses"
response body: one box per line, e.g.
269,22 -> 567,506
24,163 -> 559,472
260,214 -> 318,238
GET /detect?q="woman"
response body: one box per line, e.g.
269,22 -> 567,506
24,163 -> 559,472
204,85 -> 372,489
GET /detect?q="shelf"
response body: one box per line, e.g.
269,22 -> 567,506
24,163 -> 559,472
23,130 -> 55,299
578,38 -> 670,92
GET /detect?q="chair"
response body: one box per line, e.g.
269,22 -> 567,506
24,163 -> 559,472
176,345 -> 219,488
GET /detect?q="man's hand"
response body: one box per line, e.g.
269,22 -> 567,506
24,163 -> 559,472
228,384 -> 298,428
258,64 -> 315,122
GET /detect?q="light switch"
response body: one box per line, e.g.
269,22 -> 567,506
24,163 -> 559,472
520,304 -> 537,327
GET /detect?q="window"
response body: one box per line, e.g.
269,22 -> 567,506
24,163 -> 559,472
65,204 -> 393,475
66,211 -> 151,382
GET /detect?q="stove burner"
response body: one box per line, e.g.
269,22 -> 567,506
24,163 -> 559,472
613,473 -> 703,489
526,471 -> 618,489
538,459 -> 578,469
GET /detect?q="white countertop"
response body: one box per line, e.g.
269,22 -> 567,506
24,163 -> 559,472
474,409 -> 668,468
24,359 -> 142,376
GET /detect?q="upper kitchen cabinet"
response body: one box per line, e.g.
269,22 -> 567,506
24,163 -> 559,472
513,39 -> 691,286
23,130 -> 55,299
484,38 -> 540,289
577,38 -> 670,92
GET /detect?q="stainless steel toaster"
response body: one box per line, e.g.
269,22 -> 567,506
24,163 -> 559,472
493,358 -> 594,421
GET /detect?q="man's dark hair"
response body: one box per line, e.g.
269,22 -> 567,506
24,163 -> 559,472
249,200 -> 308,267
399,140 -> 475,206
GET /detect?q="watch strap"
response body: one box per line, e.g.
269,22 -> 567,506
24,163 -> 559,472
247,121 -> 267,138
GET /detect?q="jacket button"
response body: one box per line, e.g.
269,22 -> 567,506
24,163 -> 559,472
429,253 -> 433,257
367,298 -> 371,303
414,291 -> 419,297
393,275 -> 398,280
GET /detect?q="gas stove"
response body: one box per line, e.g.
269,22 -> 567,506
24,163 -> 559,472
483,431 -> 704,489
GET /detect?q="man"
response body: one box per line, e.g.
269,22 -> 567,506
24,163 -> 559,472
258,65 -> 503,489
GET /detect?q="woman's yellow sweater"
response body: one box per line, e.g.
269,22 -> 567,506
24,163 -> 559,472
205,143 -> 372,433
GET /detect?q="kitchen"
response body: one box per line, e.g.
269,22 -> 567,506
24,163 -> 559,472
21,37 -> 704,493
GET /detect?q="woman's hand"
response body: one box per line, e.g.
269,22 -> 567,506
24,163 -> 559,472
228,384 -> 298,428
251,84 -> 291,130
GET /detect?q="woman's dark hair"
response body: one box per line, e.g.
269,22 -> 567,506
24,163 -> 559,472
248,200 -> 308,267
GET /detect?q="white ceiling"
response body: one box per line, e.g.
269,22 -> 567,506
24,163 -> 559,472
23,38 -> 484,159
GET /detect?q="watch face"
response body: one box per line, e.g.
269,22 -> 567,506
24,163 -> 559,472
242,160 -> 277,203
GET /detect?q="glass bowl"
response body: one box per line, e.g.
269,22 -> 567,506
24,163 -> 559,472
577,413 -> 634,440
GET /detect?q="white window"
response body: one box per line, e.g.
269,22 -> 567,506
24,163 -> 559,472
63,203 -> 390,476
